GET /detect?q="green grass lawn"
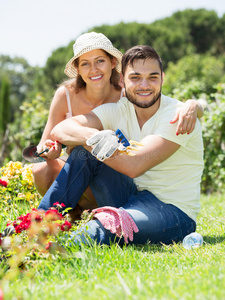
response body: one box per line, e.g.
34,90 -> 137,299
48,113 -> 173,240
0,193 -> 225,300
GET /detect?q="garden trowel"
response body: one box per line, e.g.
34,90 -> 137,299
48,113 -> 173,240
22,145 -> 49,163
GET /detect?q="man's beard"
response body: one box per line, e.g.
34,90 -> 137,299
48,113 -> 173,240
125,88 -> 161,108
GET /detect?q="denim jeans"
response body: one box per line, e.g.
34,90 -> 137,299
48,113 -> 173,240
38,146 -> 196,245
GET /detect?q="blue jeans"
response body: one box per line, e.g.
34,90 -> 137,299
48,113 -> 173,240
38,146 -> 196,245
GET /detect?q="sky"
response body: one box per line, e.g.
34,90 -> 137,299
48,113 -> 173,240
0,0 -> 225,67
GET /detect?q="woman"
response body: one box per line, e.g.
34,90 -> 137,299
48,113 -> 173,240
33,32 -> 203,217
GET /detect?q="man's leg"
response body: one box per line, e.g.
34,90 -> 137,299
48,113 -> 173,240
69,190 -> 196,246
123,190 -> 196,245
38,146 -> 136,211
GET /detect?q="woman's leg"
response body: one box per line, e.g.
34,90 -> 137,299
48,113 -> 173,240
32,159 -> 65,196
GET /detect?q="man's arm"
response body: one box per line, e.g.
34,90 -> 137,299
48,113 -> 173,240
51,111 -> 180,178
51,112 -> 103,146
102,134 -> 180,178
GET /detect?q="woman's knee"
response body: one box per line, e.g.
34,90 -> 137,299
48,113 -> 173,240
32,162 -> 47,180
33,160 -> 64,180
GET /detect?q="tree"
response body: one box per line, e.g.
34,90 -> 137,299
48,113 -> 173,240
43,42 -> 74,89
201,84 -> 225,193
162,54 -> 225,96
0,76 -> 11,166
214,13 -> 225,55
1,93 -> 49,165
157,9 -> 221,54
0,55 -> 42,120
0,76 -> 10,135
91,22 -> 191,69
42,9 -> 225,91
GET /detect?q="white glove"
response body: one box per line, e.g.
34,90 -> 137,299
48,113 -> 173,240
86,130 -> 120,161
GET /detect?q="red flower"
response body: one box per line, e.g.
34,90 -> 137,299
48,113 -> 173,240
53,202 -> 66,208
30,210 -> 43,223
6,205 -> 69,238
45,241 -> 53,250
0,287 -> 4,300
34,214 -> 43,222
14,216 -> 32,233
60,220 -> 72,231
45,209 -> 63,221
10,210 -> 43,233
0,179 -> 8,187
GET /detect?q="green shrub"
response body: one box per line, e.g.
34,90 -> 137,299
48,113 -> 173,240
201,83 -> 225,193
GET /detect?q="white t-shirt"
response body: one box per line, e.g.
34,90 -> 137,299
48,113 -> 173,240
93,94 -> 204,221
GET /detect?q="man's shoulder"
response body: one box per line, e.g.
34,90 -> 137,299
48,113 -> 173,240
93,98 -> 129,117
159,94 -> 183,114
161,94 -> 183,107
103,97 -> 131,112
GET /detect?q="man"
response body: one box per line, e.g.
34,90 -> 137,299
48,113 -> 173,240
38,45 -> 204,245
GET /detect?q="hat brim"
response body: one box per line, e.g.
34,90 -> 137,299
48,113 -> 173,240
64,45 -> 123,78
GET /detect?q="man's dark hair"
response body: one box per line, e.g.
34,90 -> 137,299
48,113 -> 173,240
122,45 -> 163,75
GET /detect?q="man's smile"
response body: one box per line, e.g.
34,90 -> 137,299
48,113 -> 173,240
135,90 -> 153,97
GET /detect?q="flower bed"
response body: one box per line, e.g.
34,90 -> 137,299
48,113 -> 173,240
0,162 -> 80,269
0,161 -> 41,205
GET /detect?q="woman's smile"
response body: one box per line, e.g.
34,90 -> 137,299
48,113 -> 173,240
90,75 -> 103,81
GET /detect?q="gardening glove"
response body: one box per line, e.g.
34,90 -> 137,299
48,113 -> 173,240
86,129 -> 143,160
91,206 -> 139,244
86,130 -> 120,161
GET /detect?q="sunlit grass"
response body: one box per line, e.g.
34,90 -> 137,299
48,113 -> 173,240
0,193 -> 224,299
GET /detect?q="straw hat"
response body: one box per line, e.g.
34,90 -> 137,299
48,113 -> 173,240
64,32 -> 123,78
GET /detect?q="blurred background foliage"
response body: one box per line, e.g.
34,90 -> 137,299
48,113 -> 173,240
0,9 -> 225,193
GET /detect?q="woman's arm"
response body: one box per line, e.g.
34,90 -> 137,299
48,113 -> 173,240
37,86 -> 68,158
170,99 -> 204,135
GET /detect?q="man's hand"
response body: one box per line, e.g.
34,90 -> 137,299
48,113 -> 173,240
86,130 -> 120,161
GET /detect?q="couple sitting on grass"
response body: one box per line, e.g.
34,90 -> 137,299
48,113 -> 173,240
36,32 -> 204,246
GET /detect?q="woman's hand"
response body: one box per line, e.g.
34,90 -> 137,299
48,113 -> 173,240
37,139 -> 62,160
170,99 -> 202,135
